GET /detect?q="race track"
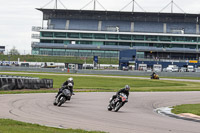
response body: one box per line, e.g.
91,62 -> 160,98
0,92 -> 200,133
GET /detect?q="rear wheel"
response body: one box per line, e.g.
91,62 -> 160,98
114,102 -> 122,112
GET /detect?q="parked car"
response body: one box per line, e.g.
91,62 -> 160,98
179,67 -> 187,72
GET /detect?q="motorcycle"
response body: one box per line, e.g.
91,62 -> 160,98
151,74 -> 159,79
54,87 -> 72,107
107,93 -> 128,112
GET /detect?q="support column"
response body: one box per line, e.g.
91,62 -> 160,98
66,20 -> 70,30
98,21 -> 102,31
131,22 -> 134,32
163,23 -> 167,33
196,24 -> 199,34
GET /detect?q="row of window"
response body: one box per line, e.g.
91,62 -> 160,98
32,48 -> 199,59
32,49 -> 119,57
41,32 -> 200,42
40,40 -> 198,49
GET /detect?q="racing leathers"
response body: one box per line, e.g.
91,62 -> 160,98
55,80 -> 74,98
110,88 -> 129,103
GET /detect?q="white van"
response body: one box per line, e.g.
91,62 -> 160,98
138,64 -> 147,71
166,65 -> 179,72
153,64 -> 162,72
187,65 -> 194,72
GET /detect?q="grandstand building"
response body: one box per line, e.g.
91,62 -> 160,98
32,8 -> 200,68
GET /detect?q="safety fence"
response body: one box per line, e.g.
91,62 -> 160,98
0,75 -> 53,90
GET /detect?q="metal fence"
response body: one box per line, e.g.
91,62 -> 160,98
1,66 -> 200,78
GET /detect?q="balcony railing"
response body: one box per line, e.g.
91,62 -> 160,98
32,26 -> 41,32
31,42 -> 39,47
31,34 -> 40,39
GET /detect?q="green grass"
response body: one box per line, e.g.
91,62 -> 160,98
172,104 -> 200,116
2,72 -> 200,94
0,119 -> 105,133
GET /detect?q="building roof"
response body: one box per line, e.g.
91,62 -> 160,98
37,8 -> 200,23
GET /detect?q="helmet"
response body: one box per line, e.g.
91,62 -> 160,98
68,77 -> 73,81
125,85 -> 130,91
68,83 -> 73,87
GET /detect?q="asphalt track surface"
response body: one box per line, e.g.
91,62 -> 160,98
0,92 -> 200,133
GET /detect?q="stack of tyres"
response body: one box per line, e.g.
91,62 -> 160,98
46,79 -> 53,88
39,79 -> 53,88
0,75 -> 53,90
24,79 -> 29,89
16,78 -> 24,89
39,79 -> 46,88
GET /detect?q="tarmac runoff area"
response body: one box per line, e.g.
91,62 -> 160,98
0,92 -> 200,133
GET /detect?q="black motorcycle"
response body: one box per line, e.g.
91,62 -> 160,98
107,93 -> 128,112
54,87 -> 72,107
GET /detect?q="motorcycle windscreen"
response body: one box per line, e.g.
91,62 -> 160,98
62,89 -> 71,96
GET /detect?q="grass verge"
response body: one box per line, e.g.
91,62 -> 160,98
0,119 -> 105,133
172,104 -> 200,116
1,72 -> 200,94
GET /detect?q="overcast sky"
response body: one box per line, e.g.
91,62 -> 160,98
0,0 -> 200,54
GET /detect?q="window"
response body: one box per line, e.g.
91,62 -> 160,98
54,40 -> 64,43
94,34 -> 106,39
79,41 -> 92,44
41,32 -> 53,37
68,33 -> 79,38
172,36 -> 185,42
105,42 -> 118,45
133,35 -> 145,40
146,36 -> 158,41
54,32 -> 66,38
107,34 -> 118,39
159,36 -> 171,41
119,35 -> 131,40
80,33 -> 93,38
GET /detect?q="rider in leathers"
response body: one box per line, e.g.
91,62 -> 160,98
151,72 -> 156,78
55,77 -> 74,98
110,85 -> 130,103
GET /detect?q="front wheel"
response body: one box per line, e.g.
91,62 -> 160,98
53,100 -> 57,106
107,104 -> 112,111
114,102 -> 123,112
57,96 -> 66,107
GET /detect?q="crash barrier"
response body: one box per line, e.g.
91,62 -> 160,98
0,75 -> 53,90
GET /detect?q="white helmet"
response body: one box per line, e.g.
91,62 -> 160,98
125,85 -> 130,91
68,77 -> 73,81
68,83 -> 73,87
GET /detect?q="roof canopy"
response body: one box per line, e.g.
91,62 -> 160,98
37,8 -> 200,23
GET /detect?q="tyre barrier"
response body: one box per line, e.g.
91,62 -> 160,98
0,75 -> 53,90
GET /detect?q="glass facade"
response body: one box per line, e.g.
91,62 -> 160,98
39,31 -> 200,49
32,47 -> 119,57
33,31 -> 200,58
